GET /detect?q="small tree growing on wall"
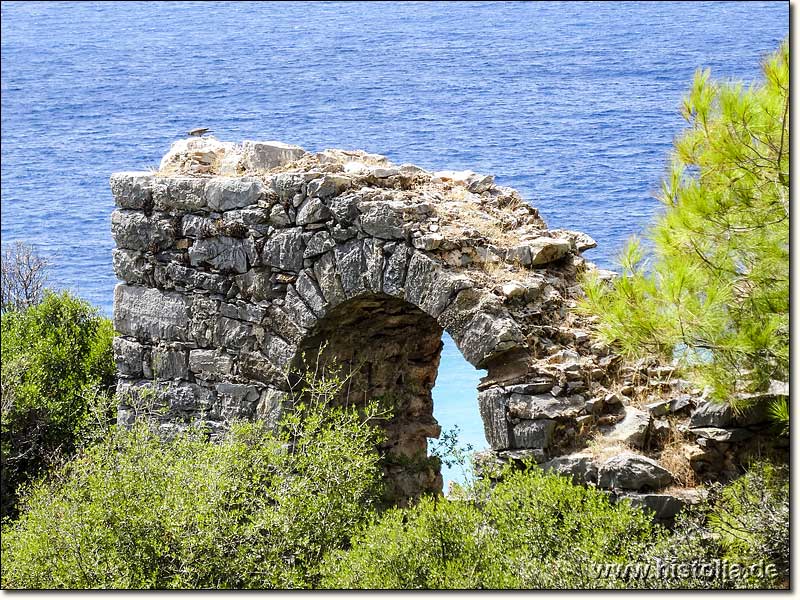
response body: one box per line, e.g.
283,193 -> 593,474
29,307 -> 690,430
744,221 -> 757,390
580,41 -> 789,427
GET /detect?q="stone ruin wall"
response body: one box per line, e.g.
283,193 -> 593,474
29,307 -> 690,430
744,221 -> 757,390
110,138 -> 787,514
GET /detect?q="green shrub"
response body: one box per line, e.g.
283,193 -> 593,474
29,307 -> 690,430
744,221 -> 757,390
1,291 -> 116,518
641,461 -> 788,589
1,397 -> 385,589
579,40 -> 789,423
321,465 -> 663,589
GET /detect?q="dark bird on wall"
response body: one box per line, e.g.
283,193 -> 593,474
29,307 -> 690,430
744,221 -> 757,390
187,127 -> 211,137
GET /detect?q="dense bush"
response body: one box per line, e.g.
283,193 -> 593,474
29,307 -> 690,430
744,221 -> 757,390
1,290 -> 116,519
320,465 -> 663,589
1,397 -> 385,589
641,461 -> 789,589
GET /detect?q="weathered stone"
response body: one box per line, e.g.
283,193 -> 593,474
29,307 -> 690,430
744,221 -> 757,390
296,197 -> 332,225
312,251 -> 346,307
152,177 -> 208,211
690,400 -> 733,428
669,394 -> 692,414
262,228 -> 305,272
382,245 -> 410,296
188,349 -> 234,376
505,379 -> 555,395
111,210 -> 174,251
597,453 -> 673,491
150,346 -> 188,380
455,309 -> 526,368
334,239 -> 367,298
540,452 -> 598,484
216,383 -> 261,420
508,393 -> 584,419
646,399 -> 671,417
269,203 -> 292,228
328,193 -> 359,225
262,333 -> 295,370
110,172 -> 153,210
359,201 -> 406,239
412,233 -> 444,251
304,230 -> 335,258
306,175 -> 351,199
363,238 -> 384,293
114,284 -> 189,342
214,316 -> 255,351
205,177 -> 264,211
189,236 -> 249,273
256,388 -> 289,428
478,387 -> 511,450
527,237 -> 571,266
511,419 -> 556,449
241,141 -> 305,171
605,406 -> 651,448
294,271 -> 328,318
403,252 -> 469,318
283,285 -> 317,329
690,427 -> 753,443
113,337 -> 147,378
620,493 -> 685,520
269,172 -> 306,201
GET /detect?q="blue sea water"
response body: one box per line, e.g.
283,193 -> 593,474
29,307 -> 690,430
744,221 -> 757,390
1,1 -> 787,486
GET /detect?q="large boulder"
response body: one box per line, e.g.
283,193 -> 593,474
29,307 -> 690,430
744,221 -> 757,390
540,452 -> 598,485
605,406 -> 651,448
597,453 -> 673,491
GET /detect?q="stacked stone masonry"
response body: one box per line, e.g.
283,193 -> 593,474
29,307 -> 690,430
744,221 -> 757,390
111,138 -> 786,511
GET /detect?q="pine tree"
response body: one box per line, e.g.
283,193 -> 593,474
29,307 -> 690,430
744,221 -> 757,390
581,40 -> 788,427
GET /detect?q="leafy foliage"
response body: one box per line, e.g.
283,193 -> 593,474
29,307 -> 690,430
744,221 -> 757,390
580,41 -> 789,421
643,461 -> 788,589
321,464 -> 663,589
1,393 -> 385,589
1,291 -> 116,519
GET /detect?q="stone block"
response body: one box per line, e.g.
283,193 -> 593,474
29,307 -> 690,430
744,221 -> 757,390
690,400 -> 733,428
152,177 -> 208,211
241,141 -> 305,171
510,419 -> 556,449
111,209 -> 174,252
110,172 -> 153,210
296,196 -> 332,225
540,452 -> 598,485
189,236 -> 250,273
262,228 -> 305,272
312,250 -> 346,307
114,284 -> 190,342
478,387 -> 511,450
359,201 -> 407,239
113,337 -> 147,378
508,393 -> 584,420
597,453 -> 673,491
151,346 -> 188,380
205,177 -> 265,211
188,349 -> 234,377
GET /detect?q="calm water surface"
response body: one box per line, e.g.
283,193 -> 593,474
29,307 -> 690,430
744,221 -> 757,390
1,1 -> 787,485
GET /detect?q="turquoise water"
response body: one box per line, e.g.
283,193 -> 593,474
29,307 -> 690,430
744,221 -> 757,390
1,1 -> 787,486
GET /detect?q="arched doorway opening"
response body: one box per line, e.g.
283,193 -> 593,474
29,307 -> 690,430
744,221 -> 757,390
292,293 -> 451,504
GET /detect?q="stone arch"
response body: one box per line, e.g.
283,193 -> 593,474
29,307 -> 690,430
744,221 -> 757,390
278,236 -> 531,499
109,139 -> 775,518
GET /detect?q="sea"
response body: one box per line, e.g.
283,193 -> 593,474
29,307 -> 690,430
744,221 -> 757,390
1,1 -> 787,487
